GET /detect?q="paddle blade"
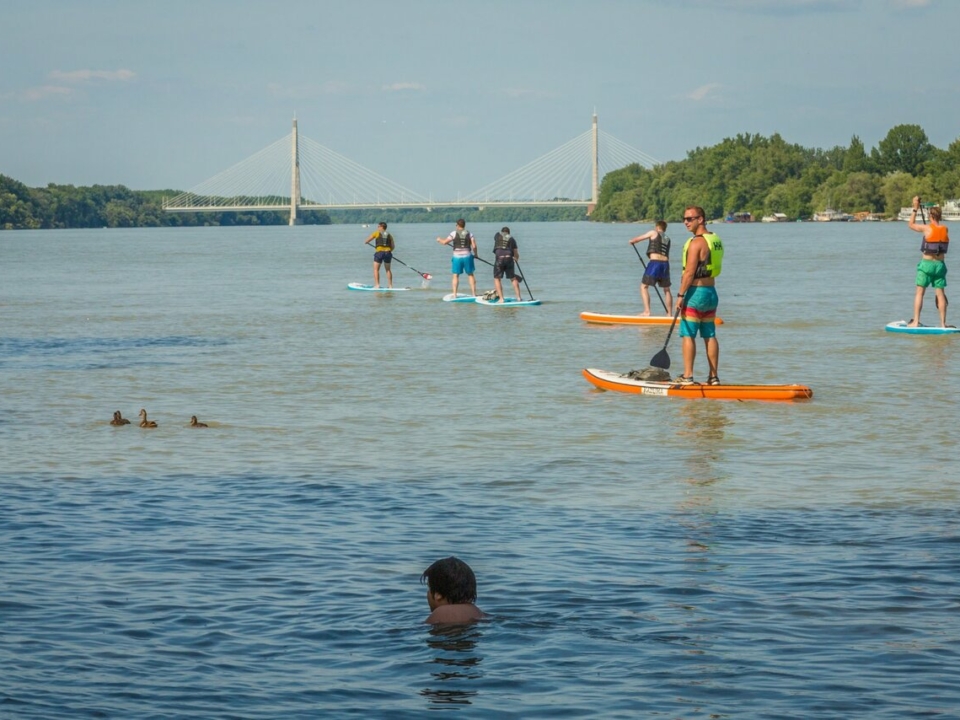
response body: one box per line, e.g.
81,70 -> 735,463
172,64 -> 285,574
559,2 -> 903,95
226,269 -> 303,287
423,273 -> 433,280
649,347 -> 671,370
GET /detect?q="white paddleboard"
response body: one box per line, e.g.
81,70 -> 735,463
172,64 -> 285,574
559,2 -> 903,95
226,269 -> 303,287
885,320 -> 959,335
348,283 -> 410,292
475,296 -> 541,307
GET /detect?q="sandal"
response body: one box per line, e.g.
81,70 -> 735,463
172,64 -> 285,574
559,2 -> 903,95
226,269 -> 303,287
675,375 -> 694,385
707,376 -> 720,386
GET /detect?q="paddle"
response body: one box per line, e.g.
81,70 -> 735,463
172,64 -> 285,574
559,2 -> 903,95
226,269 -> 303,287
514,260 -> 535,301
649,301 -> 683,370
917,200 -> 939,310
631,244 -> 668,314
390,255 -> 432,281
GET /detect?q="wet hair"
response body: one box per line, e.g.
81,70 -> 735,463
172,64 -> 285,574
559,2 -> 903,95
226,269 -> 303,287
655,220 -> 667,231
501,226 -> 510,234
929,207 -> 942,222
456,219 -> 466,228
421,556 -> 477,604
379,222 -> 388,229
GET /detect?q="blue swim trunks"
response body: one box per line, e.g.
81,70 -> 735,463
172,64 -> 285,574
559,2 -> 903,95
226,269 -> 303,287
642,260 -> 671,287
373,250 -> 392,263
679,286 -> 719,339
451,255 -> 476,275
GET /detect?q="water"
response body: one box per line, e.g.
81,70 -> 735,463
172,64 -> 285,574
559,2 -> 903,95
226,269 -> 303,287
2,222 -> 958,718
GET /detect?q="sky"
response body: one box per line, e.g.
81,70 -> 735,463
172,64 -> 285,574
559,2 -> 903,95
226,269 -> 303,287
2,0 -> 957,200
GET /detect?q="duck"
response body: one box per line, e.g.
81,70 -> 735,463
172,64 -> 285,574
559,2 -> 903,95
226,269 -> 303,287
189,415 -> 208,428
138,408 -> 158,428
110,410 -> 131,426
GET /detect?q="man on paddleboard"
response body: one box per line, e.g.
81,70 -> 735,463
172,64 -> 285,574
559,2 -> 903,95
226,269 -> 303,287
492,226 -> 522,302
629,220 -> 673,316
907,196 -> 949,328
364,221 -> 395,289
676,206 -> 723,386
437,219 -> 478,297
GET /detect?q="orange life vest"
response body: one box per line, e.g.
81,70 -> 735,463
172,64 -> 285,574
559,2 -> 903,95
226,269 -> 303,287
921,224 -> 949,255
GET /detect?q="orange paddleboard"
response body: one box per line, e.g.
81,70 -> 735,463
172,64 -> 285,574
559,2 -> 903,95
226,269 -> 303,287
580,311 -> 724,326
582,368 -> 812,401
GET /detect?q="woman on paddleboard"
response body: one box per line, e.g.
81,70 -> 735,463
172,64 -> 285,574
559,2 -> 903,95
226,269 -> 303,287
907,196 -> 949,328
364,221 -> 395,289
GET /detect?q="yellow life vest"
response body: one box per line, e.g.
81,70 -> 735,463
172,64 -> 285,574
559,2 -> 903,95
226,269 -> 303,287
682,232 -> 724,278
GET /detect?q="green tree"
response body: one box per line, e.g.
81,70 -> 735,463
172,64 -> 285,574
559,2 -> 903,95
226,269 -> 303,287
874,124 -> 934,176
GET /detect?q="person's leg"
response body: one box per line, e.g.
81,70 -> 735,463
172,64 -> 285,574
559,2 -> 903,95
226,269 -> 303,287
512,277 -> 522,300
909,285 -> 925,326
640,285 -> 651,316
372,260 -> 381,288
385,262 -> 393,289
494,276 -> 504,301
705,337 -> 719,379
934,288 -> 948,326
663,287 -> 673,316
681,336 -> 696,380
467,272 -> 477,295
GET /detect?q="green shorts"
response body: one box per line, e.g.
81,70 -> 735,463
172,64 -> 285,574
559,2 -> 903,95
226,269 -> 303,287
916,259 -> 947,289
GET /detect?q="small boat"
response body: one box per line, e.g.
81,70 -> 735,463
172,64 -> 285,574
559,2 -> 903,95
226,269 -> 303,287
580,311 -> 724,326
582,368 -> 812,401
813,208 -> 853,222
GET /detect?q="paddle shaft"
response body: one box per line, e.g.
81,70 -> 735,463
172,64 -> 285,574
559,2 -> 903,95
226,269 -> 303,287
649,301 -> 684,370
390,255 -> 431,280
514,259 -> 535,301
631,244 -> 668,313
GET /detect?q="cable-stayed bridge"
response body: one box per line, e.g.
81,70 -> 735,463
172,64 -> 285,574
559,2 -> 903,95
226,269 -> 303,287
162,114 -> 659,224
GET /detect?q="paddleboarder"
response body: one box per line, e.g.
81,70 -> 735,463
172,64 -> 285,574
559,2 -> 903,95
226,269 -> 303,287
629,220 -> 673,316
364,221 -> 395,289
907,196 -> 949,328
675,206 -> 723,385
492,226 -> 522,302
437,219 -> 478,298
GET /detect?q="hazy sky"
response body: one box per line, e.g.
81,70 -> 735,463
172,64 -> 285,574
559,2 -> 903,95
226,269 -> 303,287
2,0 -> 956,199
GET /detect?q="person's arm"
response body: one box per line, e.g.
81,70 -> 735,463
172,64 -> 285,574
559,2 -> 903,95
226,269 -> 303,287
437,233 -> 452,245
907,196 -> 927,234
629,230 -> 655,245
365,232 -> 376,245
388,234 -> 395,250
471,234 -> 478,257
676,239 -> 701,299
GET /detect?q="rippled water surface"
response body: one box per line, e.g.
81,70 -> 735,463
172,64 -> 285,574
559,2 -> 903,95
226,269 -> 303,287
2,223 -> 958,718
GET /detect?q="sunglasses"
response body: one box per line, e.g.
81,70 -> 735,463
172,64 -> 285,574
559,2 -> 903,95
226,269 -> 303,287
682,216 -> 700,222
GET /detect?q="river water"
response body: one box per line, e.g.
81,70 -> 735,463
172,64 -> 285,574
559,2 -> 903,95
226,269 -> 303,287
2,221 -> 958,718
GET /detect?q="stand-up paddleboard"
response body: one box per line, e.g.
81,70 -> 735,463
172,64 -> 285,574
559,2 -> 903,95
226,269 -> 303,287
582,368 -> 812,401
442,293 -> 479,303
348,282 -> 410,292
475,297 -> 542,307
885,320 -> 959,335
580,311 -> 724,326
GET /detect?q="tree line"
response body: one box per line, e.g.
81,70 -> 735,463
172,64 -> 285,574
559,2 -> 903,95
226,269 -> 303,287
0,176 -> 332,230
592,124 -> 960,222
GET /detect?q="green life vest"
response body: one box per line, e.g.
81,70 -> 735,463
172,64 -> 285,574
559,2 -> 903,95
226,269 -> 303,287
682,232 -> 723,278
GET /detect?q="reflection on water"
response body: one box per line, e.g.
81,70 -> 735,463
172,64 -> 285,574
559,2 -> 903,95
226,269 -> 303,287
421,624 -> 484,706
676,400 -> 731,492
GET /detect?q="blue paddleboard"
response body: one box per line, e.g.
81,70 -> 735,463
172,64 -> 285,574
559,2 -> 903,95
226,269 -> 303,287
348,283 -> 410,292
885,320 -> 959,335
442,293 -> 478,303
475,296 -> 542,307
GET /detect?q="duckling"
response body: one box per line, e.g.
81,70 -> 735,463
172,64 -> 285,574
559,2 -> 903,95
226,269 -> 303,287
138,408 -> 158,428
110,410 -> 131,426
189,415 -> 208,428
